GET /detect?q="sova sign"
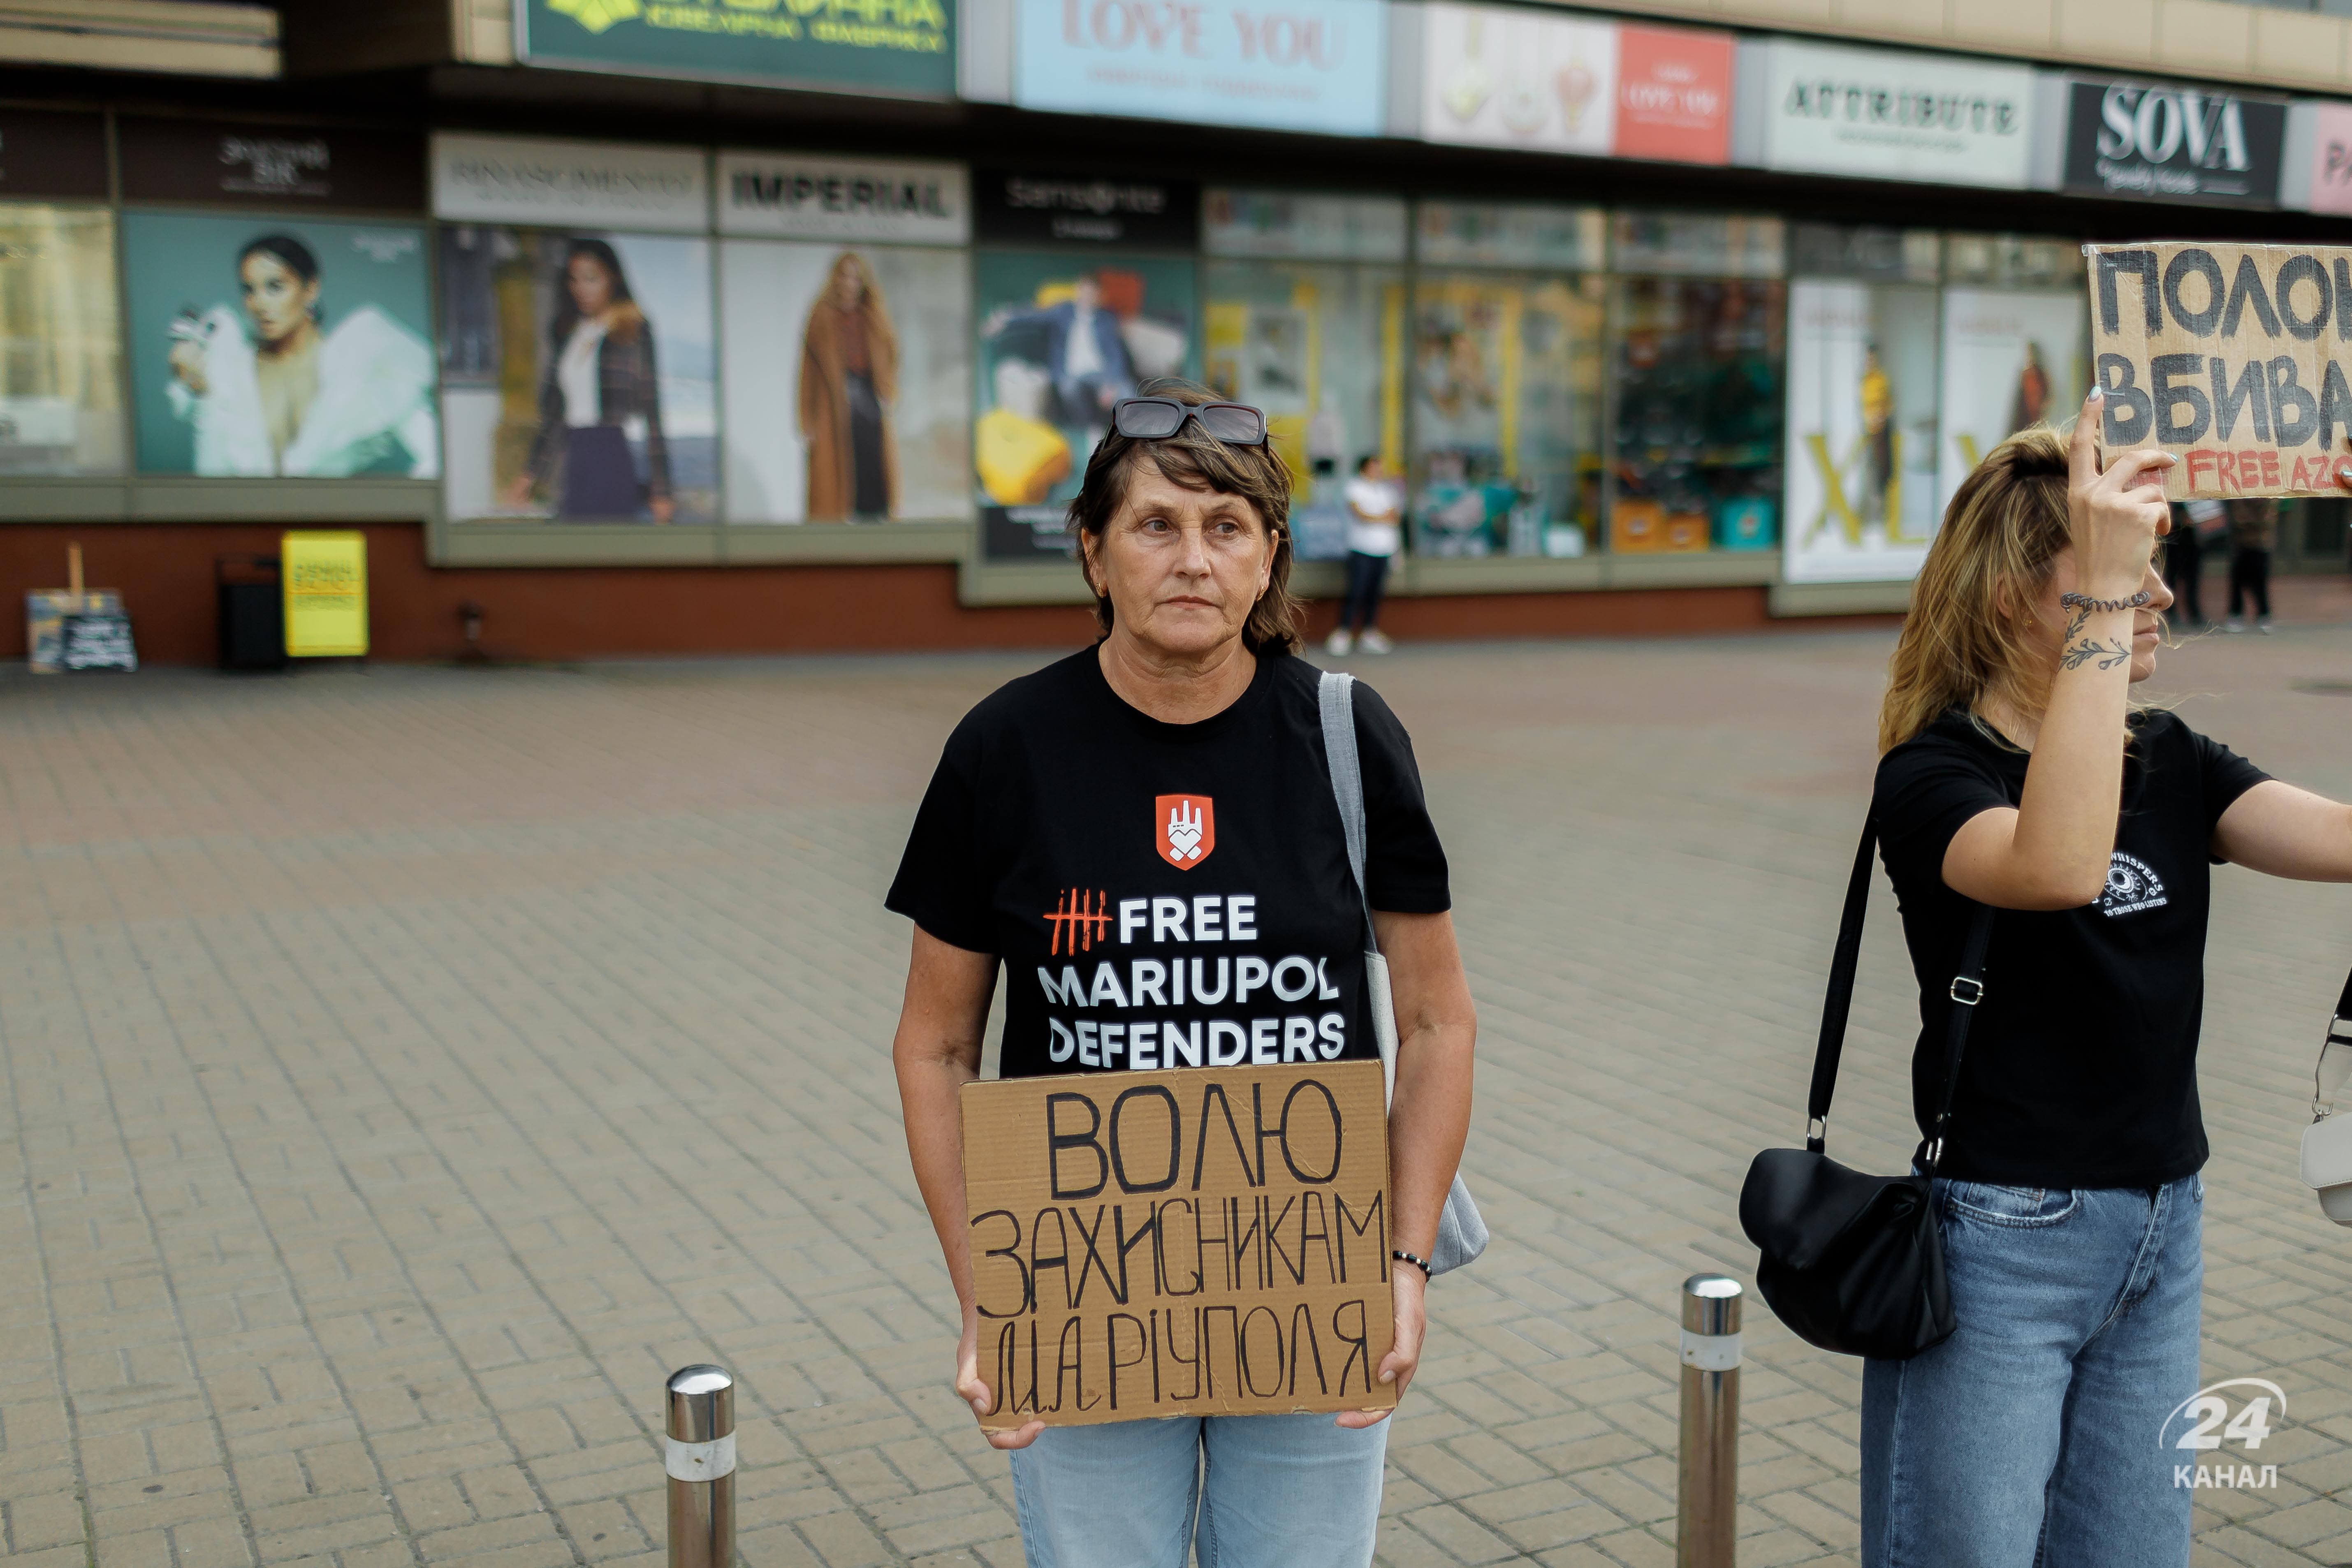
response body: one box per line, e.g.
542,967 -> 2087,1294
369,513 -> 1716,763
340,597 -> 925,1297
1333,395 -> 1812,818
2064,78 -> 2285,206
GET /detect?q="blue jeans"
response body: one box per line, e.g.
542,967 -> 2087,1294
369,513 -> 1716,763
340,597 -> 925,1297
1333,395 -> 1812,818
1861,1175 -> 2203,1568
1008,1413 -> 1388,1567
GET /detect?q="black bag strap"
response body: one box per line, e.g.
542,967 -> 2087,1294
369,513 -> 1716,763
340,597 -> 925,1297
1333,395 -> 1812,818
1804,819 -> 1994,1173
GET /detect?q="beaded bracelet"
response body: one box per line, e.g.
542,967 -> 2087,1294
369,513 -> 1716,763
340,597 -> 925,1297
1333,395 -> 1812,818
2059,591 -> 2152,614
1393,1249 -> 1434,1278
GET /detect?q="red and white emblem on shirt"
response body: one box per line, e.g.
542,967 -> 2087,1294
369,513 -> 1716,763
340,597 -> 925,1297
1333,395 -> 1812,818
1155,794 -> 1215,870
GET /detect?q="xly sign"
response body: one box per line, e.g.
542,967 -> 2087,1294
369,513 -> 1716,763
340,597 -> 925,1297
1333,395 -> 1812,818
2065,80 -> 2285,206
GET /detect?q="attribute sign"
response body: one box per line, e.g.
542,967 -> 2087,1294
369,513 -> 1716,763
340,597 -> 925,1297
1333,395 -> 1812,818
959,1059 -> 1395,1430
2088,241 -> 2352,497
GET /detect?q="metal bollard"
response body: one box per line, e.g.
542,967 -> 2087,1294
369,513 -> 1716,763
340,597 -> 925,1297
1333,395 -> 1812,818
665,1365 -> 735,1568
1676,1275 -> 1743,1568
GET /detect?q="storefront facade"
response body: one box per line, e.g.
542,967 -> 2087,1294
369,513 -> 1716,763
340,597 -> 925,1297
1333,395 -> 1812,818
1,0 -> 2348,661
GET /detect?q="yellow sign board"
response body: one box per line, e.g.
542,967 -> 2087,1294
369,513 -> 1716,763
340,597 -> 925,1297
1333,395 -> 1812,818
282,532 -> 369,658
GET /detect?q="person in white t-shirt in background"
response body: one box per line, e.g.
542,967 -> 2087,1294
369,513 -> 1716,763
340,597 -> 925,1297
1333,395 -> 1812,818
1329,454 -> 1404,656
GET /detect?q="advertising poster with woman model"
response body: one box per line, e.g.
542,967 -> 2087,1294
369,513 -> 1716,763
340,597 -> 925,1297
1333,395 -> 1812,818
719,241 -> 971,523
973,251 -> 1196,560
0,204 -> 123,475
122,211 -> 437,478
437,227 -> 717,524
1935,288 -> 2086,521
1781,277 -> 1941,583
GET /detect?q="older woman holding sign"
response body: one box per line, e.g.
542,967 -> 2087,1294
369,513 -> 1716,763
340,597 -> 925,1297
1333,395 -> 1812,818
886,381 -> 1476,1568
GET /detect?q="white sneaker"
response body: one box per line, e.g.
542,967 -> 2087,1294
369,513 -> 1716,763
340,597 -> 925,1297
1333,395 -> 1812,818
2225,618 -> 2246,634
1358,629 -> 1394,654
1325,628 -> 1353,656
2259,617 -> 2276,635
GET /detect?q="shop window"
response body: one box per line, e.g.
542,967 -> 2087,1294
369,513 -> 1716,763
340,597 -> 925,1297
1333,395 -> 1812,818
1409,202 -> 1604,559
719,240 -> 972,524
438,226 -> 715,522
1937,232 -> 2087,519
1411,271 -> 1605,558
1782,225 -> 1941,584
1613,275 -> 1785,556
0,204 -> 121,475
973,251 -> 1198,561
126,210 -> 436,481
1203,259 -> 1406,562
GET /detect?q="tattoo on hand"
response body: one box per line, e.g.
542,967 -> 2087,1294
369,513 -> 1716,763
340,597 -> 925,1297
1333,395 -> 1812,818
2064,607 -> 2091,642
2062,636 -> 2133,672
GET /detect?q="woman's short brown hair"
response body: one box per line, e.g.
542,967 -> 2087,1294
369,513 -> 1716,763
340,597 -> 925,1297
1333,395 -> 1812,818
1066,378 -> 1302,655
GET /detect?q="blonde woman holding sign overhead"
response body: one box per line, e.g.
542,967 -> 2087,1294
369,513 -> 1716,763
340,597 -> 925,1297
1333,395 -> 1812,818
884,381 -> 1476,1568
1859,394 -> 2352,1566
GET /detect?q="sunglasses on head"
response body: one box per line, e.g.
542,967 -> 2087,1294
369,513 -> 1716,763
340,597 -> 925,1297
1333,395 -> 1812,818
1110,397 -> 1268,446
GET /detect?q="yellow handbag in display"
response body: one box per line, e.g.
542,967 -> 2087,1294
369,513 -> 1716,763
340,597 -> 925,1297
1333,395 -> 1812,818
976,407 -> 1073,507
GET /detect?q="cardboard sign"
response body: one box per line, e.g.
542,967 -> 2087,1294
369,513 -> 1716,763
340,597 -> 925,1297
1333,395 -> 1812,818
282,531 -> 369,656
2086,241 -> 2352,498
959,1060 -> 1395,1430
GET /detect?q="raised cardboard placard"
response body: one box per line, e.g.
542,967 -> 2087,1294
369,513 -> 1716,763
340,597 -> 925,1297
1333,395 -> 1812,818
2087,241 -> 2352,498
959,1060 -> 1395,1431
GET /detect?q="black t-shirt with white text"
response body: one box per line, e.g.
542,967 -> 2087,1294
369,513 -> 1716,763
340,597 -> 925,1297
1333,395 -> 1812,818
887,649 -> 1451,1080
1873,708 -> 2270,1188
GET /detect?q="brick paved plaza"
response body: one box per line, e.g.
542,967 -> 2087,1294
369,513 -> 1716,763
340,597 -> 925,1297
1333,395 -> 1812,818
8,605 -> 2352,1568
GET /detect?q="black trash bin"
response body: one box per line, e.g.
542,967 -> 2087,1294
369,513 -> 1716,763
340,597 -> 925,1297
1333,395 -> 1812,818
217,554 -> 285,671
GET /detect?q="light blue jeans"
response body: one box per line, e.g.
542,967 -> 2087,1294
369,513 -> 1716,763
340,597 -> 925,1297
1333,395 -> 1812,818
1861,1174 -> 2204,1568
1008,1413 -> 1389,1568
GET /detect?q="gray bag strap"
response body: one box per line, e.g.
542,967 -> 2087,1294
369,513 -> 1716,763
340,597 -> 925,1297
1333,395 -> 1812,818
1318,667 -> 1490,1276
1318,669 -> 1378,942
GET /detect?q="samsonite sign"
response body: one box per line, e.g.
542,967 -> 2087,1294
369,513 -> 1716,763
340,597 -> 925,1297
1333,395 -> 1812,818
1739,39 -> 2032,189
2063,78 -> 2285,208
1014,0 -> 1386,137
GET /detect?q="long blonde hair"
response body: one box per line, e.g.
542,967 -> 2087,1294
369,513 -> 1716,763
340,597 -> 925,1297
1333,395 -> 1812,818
1879,424 -> 2073,752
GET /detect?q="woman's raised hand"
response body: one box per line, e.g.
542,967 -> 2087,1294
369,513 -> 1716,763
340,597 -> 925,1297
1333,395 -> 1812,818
2067,389 -> 2174,600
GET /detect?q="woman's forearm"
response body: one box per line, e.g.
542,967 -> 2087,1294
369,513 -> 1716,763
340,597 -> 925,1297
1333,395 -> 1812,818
891,929 -> 998,1310
1388,1021 -> 1472,1255
1370,910 -> 1476,1257
2009,602 -> 2137,898
897,1049 -> 979,1309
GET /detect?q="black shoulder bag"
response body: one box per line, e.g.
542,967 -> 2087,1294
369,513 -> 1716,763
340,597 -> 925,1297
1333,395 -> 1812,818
1737,821 -> 1993,1361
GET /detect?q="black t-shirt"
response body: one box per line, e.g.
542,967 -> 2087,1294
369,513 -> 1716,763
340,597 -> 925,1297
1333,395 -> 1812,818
886,647 -> 1451,1080
1872,708 -> 2270,1188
